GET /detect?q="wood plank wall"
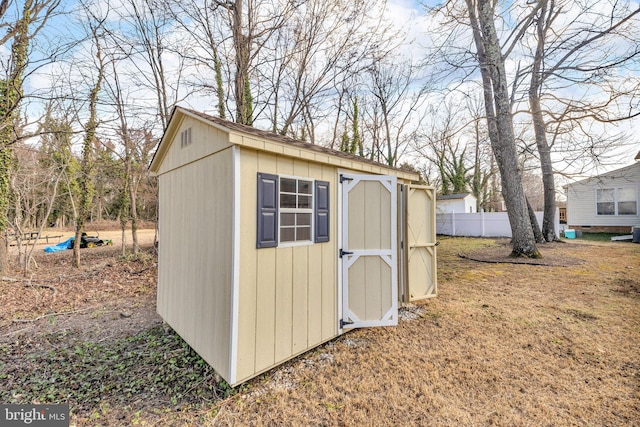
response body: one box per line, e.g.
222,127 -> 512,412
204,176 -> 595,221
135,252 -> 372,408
157,147 -> 234,380
235,148 -> 338,383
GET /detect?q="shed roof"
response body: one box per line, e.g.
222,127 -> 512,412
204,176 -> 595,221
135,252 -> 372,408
149,106 -> 419,181
436,193 -> 475,201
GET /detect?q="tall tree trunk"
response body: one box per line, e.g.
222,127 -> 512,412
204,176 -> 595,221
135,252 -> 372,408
73,30 -> 104,268
232,0 -> 252,125
472,118 -> 482,210
383,103 -> 394,166
120,150 -> 130,257
467,0 -> 539,257
11,176 -> 25,268
214,47 -> 225,119
0,232 -> 7,273
121,226 -> 126,256
129,176 -> 139,253
0,0 -> 32,274
529,0 -> 558,242
0,150 -> 11,274
530,87 -> 558,242
527,197 -> 544,244
119,150 -> 129,257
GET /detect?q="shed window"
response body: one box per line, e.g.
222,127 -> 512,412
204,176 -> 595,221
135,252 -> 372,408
596,187 -> 637,216
257,174 -> 330,248
279,177 -> 313,243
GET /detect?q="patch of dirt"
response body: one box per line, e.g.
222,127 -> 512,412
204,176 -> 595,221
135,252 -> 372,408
611,277 -> 640,298
398,303 -> 428,321
0,239 -> 160,344
459,239 -> 585,266
564,308 -> 599,321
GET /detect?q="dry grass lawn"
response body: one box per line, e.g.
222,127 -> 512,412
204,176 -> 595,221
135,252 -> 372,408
207,237 -> 639,426
1,235 -> 638,426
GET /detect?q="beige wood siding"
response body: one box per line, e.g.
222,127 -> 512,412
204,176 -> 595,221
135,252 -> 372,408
235,148 -> 338,384
228,133 -> 417,181
404,185 -> 437,301
156,116 -> 233,175
157,147 -> 234,380
567,163 -> 640,227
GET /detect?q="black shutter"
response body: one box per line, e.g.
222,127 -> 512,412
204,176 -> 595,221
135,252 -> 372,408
314,180 -> 330,243
257,173 -> 278,248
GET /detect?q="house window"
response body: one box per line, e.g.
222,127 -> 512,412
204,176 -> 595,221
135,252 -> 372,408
596,187 -> 637,216
618,187 -> 637,215
596,189 -> 615,215
279,177 -> 313,243
256,173 -> 330,248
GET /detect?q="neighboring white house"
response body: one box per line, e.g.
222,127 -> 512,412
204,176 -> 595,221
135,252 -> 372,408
436,193 -> 477,213
565,159 -> 640,233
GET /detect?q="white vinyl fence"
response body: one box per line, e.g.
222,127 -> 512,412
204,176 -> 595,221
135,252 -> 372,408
436,209 -> 560,237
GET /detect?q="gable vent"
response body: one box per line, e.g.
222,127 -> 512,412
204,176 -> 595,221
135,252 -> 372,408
180,127 -> 192,148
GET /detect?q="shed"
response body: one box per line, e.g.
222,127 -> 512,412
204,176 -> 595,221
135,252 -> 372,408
565,161 -> 640,233
149,107 -> 437,386
436,193 -> 477,214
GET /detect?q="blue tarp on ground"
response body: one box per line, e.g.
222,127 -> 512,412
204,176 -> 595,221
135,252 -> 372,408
44,237 -> 74,252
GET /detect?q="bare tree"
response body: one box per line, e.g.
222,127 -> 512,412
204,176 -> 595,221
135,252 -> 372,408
114,0 -> 185,129
0,0 -> 61,274
73,18 -> 105,268
522,0 -> 640,241
418,106 -> 466,195
471,133 -> 494,210
267,0 -> 397,139
168,0 -> 227,118
463,0 -> 539,257
363,57 -> 424,167
105,59 -> 142,253
212,0 -> 299,125
9,142 -> 65,272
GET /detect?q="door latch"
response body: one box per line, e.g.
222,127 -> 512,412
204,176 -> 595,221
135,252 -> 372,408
340,319 -> 354,329
339,174 -> 353,184
339,249 -> 354,258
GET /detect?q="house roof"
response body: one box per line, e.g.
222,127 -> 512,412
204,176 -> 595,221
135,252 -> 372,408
149,106 -> 420,181
436,193 -> 475,201
564,161 -> 640,188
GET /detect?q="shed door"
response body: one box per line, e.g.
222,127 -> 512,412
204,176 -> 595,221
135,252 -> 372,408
340,174 -> 397,329
404,185 -> 437,301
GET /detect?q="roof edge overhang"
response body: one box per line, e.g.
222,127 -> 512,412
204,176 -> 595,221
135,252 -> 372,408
150,106 -> 422,182
564,161 -> 640,188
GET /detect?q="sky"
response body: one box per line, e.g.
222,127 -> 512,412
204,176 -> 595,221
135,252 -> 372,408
4,0 -> 640,177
